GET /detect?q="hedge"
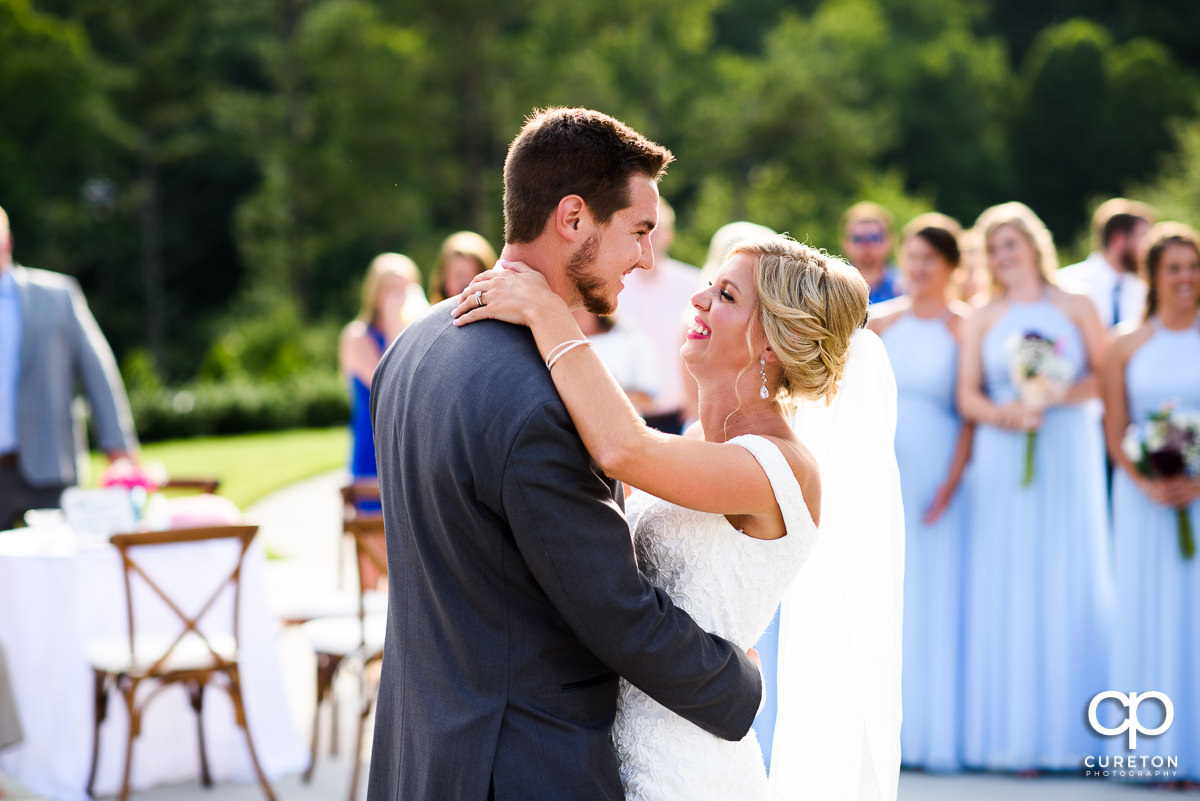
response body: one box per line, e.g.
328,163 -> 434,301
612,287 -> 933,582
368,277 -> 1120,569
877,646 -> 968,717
129,370 -> 350,442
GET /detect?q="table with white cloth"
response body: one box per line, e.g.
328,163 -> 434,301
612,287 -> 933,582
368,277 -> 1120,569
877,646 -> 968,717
0,527 -> 307,800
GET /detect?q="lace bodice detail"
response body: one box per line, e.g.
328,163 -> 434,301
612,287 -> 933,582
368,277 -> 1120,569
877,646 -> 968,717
613,434 -> 820,800
623,434 -> 817,649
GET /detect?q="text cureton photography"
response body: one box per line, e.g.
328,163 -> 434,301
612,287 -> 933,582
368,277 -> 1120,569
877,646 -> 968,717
1084,690 -> 1180,779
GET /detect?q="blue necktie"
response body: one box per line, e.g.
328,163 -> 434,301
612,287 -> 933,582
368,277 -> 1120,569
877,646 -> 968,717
1111,278 -> 1122,327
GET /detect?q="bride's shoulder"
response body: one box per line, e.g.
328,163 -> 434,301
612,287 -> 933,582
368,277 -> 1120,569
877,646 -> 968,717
750,433 -> 821,523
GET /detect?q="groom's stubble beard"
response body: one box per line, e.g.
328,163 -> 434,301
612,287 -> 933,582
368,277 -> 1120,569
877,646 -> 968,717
566,231 -> 613,315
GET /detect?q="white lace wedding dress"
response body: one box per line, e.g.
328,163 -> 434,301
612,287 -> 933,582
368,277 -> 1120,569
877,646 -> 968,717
612,434 -> 820,801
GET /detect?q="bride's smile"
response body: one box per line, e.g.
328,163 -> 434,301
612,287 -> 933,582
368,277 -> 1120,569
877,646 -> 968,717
681,253 -> 766,382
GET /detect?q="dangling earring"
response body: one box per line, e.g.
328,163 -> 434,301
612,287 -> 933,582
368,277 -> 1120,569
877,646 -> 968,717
759,356 -> 770,400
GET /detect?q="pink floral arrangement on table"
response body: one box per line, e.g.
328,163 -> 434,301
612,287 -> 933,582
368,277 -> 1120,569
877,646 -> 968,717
1006,330 -> 1075,487
98,459 -> 161,493
1123,401 -> 1200,560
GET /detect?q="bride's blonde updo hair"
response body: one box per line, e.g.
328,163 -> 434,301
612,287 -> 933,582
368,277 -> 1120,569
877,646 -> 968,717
730,235 -> 870,404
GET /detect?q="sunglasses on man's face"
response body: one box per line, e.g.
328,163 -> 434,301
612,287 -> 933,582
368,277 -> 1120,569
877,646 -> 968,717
851,232 -> 886,246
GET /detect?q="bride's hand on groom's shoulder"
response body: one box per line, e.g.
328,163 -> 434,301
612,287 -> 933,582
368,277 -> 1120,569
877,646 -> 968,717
452,260 -> 564,329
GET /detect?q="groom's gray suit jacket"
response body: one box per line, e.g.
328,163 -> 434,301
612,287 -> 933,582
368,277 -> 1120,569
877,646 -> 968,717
366,304 -> 760,801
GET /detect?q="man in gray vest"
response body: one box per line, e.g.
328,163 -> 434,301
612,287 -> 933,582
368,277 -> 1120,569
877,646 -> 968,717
367,108 -> 761,800
0,205 -> 137,529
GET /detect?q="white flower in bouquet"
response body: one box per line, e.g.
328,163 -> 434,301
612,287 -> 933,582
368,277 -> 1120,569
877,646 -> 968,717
1006,331 -> 1074,410
1146,421 -> 1168,453
1123,423 -> 1146,465
1005,331 -> 1075,485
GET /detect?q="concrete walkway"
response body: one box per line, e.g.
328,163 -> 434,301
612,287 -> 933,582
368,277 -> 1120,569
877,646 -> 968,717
71,471 -> 1172,801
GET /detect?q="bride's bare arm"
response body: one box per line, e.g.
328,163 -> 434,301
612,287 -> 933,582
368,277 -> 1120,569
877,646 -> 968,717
453,266 -> 784,518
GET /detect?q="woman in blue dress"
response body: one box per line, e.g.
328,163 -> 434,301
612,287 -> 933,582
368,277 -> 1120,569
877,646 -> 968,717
1102,222 -> 1200,785
340,253 -> 426,485
870,213 -> 973,772
957,201 -> 1115,771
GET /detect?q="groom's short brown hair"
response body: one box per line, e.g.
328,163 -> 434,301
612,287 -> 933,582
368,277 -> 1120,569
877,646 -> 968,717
503,108 -> 673,244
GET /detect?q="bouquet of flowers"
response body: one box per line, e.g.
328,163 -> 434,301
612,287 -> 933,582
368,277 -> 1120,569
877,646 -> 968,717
99,459 -> 167,522
1007,331 -> 1075,486
1122,402 -> 1200,560
98,458 -> 161,493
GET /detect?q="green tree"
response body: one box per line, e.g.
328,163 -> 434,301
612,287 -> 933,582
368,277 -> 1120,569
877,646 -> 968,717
669,0 -> 933,258
1012,19 -> 1196,239
0,0 -> 100,268
33,0 -> 267,380
1127,119 -> 1200,226
228,0 -> 442,321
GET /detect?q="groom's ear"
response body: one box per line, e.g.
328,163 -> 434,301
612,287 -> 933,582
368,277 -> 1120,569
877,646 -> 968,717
554,194 -> 592,242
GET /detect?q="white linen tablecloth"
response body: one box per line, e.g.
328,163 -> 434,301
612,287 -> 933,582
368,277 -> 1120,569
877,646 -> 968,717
0,528 -> 306,800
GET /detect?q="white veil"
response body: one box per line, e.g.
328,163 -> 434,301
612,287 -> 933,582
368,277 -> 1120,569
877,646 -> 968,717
769,328 -> 905,800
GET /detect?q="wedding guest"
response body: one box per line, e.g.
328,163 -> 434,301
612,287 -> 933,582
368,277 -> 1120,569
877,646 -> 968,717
956,227 -> 989,306
957,201 -> 1114,772
0,204 -> 138,529
617,198 -> 703,433
841,201 -> 901,304
340,253 -> 426,487
1058,198 -> 1155,328
700,221 -> 776,283
573,310 -> 661,418
427,231 -> 497,305
1102,222 -> 1200,784
870,213 -> 972,772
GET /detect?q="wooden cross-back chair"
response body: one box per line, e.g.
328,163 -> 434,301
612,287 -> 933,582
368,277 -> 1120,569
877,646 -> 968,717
85,524 -> 276,801
302,481 -> 387,801
161,477 -> 222,495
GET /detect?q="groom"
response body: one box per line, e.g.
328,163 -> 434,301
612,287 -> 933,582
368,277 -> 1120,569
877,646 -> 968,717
366,108 -> 762,800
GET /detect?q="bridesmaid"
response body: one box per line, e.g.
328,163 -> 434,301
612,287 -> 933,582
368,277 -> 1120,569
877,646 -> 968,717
870,213 -> 973,773
340,253 -> 425,490
1102,222 -> 1200,785
957,201 -> 1115,771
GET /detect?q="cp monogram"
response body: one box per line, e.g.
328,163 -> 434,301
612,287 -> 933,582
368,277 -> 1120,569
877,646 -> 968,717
1088,691 -> 1174,749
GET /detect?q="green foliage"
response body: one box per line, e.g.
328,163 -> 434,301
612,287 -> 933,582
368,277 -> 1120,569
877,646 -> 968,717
8,0 -> 1200,429
120,348 -> 163,394
1127,119 -> 1200,226
0,0 -> 101,251
130,371 -> 349,442
198,301 -> 337,383
1013,19 -> 1197,238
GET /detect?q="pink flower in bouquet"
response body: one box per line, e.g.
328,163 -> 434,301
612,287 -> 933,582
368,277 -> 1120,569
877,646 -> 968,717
98,459 -> 161,493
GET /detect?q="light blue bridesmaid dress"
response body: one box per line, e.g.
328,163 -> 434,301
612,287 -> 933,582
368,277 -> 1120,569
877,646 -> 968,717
962,295 -> 1115,771
1110,318 -> 1200,780
882,311 -> 966,772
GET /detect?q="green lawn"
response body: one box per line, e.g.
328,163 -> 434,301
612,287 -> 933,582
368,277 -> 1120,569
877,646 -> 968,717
88,427 -> 349,510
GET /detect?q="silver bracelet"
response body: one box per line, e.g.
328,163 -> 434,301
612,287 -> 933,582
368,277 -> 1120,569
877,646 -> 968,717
545,339 -> 591,371
543,340 -> 572,366
544,338 -> 587,366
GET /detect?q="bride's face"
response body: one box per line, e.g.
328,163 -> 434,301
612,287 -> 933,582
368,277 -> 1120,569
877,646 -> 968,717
682,252 -> 763,379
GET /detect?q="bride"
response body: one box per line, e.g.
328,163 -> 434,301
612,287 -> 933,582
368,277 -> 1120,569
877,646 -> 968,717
454,234 -> 901,800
